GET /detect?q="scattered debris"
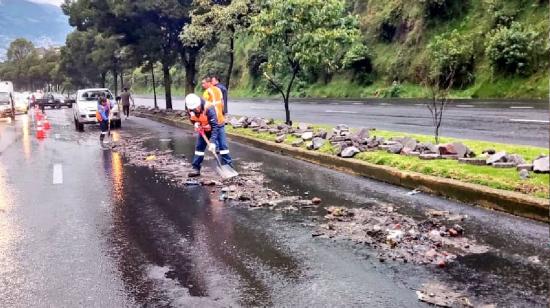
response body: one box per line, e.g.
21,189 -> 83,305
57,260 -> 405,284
416,283 -> 473,307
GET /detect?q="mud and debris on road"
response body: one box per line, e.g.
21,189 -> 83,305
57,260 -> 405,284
112,128 -> 491,270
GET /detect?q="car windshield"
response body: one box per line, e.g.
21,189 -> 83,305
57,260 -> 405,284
0,92 -> 9,104
81,90 -> 112,101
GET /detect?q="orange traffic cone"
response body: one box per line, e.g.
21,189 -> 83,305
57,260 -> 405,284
43,117 -> 51,130
36,112 -> 44,121
36,124 -> 45,139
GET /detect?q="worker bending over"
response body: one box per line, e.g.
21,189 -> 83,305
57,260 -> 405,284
185,93 -> 232,177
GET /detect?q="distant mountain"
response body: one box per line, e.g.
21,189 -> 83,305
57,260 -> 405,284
0,0 -> 72,59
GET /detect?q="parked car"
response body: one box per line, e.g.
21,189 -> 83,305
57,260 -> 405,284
36,93 -> 62,109
73,88 -> 121,131
53,93 -> 72,108
13,92 -> 29,114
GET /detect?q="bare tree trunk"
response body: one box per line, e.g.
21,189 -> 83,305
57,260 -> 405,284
183,50 -> 197,95
100,72 -> 106,88
113,70 -> 118,97
120,70 -> 124,90
226,34 -> 235,89
283,67 -> 298,125
151,62 -> 158,109
162,62 -> 172,110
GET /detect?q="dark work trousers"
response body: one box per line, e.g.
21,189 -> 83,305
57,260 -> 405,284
191,126 -> 232,170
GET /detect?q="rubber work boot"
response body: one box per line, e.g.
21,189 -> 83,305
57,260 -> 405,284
187,169 -> 201,177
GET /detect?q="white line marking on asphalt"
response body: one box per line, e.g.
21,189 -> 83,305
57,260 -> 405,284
53,164 -> 63,185
380,103 -> 392,106
509,119 -> 549,124
352,102 -> 363,105
510,106 -> 534,109
456,105 -> 475,108
324,110 -> 359,114
54,134 -> 60,139
414,104 -> 425,106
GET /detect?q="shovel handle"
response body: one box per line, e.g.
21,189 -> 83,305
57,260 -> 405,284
200,131 -> 219,156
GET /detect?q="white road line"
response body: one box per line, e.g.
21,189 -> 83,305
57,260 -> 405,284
510,106 -> 534,109
324,110 -> 359,114
456,105 -> 475,108
53,164 -> 63,185
380,103 -> 392,106
54,134 -> 60,139
159,138 -> 171,142
509,119 -> 549,124
414,104 -> 425,106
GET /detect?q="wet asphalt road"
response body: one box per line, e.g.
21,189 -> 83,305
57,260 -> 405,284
135,96 -> 549,147
0,109 -> 548,307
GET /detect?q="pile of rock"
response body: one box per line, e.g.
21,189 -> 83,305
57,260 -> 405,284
315,204 -> 488,266
142,111 -> 550,180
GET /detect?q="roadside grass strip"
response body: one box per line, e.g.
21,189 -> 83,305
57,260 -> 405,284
226,124 -> 549,199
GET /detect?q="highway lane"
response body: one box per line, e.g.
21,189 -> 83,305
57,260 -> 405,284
134,96 -> 549,147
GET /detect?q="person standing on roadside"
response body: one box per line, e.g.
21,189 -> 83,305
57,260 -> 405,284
211,76 -> 228,114
202,77 -> 225,117
120,87 -> 134,119
97,96 -> 113,147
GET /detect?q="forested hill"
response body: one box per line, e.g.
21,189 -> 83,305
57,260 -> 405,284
229,0 -> 549,99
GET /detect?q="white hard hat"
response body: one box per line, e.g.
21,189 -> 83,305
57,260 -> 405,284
185,94 -> 201,110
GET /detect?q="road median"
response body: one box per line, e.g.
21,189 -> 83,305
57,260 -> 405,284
135,110 -> 549,222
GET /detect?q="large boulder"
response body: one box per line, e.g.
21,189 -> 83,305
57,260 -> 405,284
352,127 -> 370,142
533,156 -> 549,173
230,118 -> 242,128
416,142 -> 438,154
312,137 -> 326,150
388,143 -> 404,154
450,142 -> 472,158
507,154 -> 526,166
487,152 -> 507,165
401,137 -> 417,155
275,135 -> 286,143
301,131 -> 314,141
341,146 -> 360,158
315,129 -> 328,139
291,139 -> 304,147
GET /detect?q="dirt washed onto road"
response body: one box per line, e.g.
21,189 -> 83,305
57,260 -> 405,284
113,132 -> 491,266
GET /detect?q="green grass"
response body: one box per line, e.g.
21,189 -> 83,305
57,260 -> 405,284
226,122 -> 549,199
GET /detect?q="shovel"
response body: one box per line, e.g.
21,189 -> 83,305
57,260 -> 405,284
200,131 -> 239,179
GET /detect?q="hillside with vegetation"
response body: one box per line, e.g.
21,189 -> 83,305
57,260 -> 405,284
223,0 -> 549,99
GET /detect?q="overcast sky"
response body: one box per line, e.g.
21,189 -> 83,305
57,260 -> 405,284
28,0 -> 63,6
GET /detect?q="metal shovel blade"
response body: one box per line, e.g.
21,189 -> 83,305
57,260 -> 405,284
215,164 -> 239,179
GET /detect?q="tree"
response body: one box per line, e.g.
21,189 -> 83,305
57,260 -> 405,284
485,22 -> 542,76
252,0 -> 361,124
63,0 -> 195,109
59,30 -> 103,89
422,63 -> 455,144
181,0 -> 257,88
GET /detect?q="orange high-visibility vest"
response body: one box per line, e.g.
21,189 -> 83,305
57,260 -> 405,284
203,86 -> 225,124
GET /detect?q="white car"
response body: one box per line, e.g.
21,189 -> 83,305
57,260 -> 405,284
73,88 -> 121,131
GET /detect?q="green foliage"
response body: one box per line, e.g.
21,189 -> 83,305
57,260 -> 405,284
252,0 -> 362,122
428,30 -> 475,87
485,22 -> 542,75
381,82 -> 402,98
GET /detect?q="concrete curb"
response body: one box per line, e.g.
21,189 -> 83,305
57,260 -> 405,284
136,111 -> 549,222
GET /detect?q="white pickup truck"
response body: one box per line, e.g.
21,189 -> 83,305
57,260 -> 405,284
0,81 -> 14,118
73,88 -> 121,131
